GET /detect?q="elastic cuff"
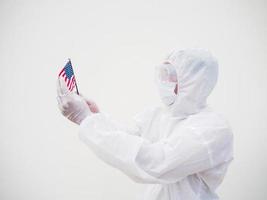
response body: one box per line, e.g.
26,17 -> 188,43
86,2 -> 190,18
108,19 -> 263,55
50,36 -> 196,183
79,112 -> 103,127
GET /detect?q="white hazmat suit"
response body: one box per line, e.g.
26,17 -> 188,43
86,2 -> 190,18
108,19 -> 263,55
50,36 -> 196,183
62,48 -> 234,200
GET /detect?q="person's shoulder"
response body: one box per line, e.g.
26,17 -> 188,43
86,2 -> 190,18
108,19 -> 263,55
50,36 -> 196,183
180,108 -> 233,153
185,107 -> 233,134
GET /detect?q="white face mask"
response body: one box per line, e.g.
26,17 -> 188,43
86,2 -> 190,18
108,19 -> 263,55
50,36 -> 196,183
155,63 -> 178,106
156,81 -> 177,106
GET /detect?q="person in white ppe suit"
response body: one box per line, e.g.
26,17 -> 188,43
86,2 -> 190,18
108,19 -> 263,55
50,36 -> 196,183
57,48 -> 234,200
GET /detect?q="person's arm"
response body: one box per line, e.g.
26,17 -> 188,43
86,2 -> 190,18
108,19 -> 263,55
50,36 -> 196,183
79,112 -> 233,184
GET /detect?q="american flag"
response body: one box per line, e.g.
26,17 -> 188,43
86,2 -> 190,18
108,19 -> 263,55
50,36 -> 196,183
58,60 -> 79,94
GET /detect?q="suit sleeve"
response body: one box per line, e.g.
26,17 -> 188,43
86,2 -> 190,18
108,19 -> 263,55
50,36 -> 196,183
79,112 -> 233,184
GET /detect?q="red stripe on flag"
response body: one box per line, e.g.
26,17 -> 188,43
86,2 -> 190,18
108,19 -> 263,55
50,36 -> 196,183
61,72 -> 66,79
72,77 -> 76,90
69,76 -> 74,90
58,67 -> 65,77
70,77 -> 76,91
70,84 -> 74,91
71,82 -> 75,91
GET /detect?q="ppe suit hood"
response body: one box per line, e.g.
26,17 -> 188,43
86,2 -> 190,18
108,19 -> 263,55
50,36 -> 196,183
164,48 -> 218,119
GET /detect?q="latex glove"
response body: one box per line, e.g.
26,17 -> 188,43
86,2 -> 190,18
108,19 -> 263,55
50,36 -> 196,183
80,94 -> 100,113
56,78 -> 92,125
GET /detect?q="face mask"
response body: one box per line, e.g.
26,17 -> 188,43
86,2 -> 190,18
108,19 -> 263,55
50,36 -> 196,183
156,81 -> 177,106
155,63 -> 178,106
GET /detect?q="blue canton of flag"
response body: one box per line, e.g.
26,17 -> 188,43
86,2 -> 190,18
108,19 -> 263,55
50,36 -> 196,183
58,60 -> 77,92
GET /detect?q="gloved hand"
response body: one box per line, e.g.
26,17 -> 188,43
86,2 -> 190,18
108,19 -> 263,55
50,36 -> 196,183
80,94 -> 100,113
56,78 -> 92,125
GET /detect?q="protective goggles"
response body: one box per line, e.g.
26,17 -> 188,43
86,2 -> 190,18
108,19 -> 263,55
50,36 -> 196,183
155,63 -> 177,83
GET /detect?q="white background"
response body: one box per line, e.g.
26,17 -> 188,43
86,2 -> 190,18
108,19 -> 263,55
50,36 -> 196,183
0,0 -> 266,199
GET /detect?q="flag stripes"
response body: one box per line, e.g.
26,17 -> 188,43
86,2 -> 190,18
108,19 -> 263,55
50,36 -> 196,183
58,60 -> 77,92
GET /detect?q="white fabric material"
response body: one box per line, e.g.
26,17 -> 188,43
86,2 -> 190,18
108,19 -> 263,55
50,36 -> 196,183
156,81 -> 177,106
79,48 -> 234,200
